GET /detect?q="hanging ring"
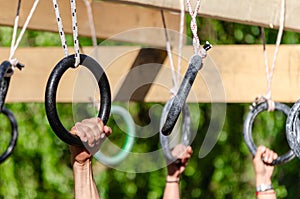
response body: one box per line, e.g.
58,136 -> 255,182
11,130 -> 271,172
0,60 -> 24,110
45,54 -> 111,146
160,97 -> 191,164
94,105 -> 135,166
286,99 -> 300,159
0,107 -> 18,163
0,61 -> 12,110
160,55 -> 202,136
243,101 -> 294,165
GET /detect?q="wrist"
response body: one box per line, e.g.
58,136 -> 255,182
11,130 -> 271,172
73,157 -> 91,169
70,149 -> 92,165
166,175 -> 180,182
166,176 -> 180,185
256,176 -> 272,186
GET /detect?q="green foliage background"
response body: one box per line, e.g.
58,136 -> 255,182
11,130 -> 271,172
1,13 -> 300,199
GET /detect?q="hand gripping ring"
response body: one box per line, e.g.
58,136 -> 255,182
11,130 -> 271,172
243,101 -> 295,165
0,107 -> 18,163
45,54 -> 111,146
94,105 -> 135,166
160,97 -> 191,164
286,99 -> 300,159
160,55 -> 202,136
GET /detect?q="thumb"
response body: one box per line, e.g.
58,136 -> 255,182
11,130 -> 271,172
255,146 -> 266,160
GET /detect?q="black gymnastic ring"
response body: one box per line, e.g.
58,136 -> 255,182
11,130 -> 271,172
45,54 -> 111,146
160,97 -> 191,164
243,101 -> 294,165
160,55 -> 202,136
0,76 -> 10,111
0,107 -> 18,163
0,61 -> 12,110
286,99 -> 300,159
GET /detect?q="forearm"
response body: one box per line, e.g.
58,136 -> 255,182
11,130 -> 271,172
163,175 -> 180,199
73,159 -> 100,199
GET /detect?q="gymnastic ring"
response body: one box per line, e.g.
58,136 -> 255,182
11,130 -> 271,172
161,55 -> 202,136
160,97 -> 191,164
286,98 -> 300,159
45,54 -> 111,146
243,101 -> 294,165
0,107 -> 18,163
94,105 -> 135,165
0,61 -> 12,110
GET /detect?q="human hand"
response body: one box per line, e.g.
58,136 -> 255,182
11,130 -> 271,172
166,144 -> 193,181
69,117 -> 112,165
253,145 -> 278,185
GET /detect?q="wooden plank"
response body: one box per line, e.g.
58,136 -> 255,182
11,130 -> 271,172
114,0 -> 300,33
114,48 -> 167,101
1,45 -> 300,103
0,0 -> 181,46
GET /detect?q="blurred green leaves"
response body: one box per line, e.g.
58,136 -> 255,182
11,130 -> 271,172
1,102 -> 300,198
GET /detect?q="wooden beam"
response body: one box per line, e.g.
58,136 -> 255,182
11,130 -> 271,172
1,45 -> 300,103
0,0 -> 181,46
114,48 -> 167,101
114,0 -> 300,33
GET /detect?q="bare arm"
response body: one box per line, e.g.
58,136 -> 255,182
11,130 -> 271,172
253,146 -> 278,199
163,144 -> 193,199
69,117 -> 112,199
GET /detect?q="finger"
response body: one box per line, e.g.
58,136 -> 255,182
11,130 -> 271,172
94,118 -> 108,141
77,120 -> 103,148
97,117 -> 104,126
268,150 -> 278,163
77,123 -> 96,147
70,126 -> 77,135
181,148 -> 192,163
82,118 -> 103,133
103,125 -> 112,137
82,118 -> 104,143
180,166 -> 185,173
257,145 -> 266,155
264,148 -> 275,164
262,148 -> 270,163
181,157 -> 190,165
187,146 -> 193,155
267,149 -> 273,163
74,122 -> 88,142
255,145 -> 266,160
91,120 -> 102,143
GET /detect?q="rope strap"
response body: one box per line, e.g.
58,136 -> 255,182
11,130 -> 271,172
186,0 -> 212,60
161,10 -> 178,93
9,0 -> 40,68
52,0 -> 81,67
259,0 -> 285,112
186,0 -> 201,55
70,0 -> 80,67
